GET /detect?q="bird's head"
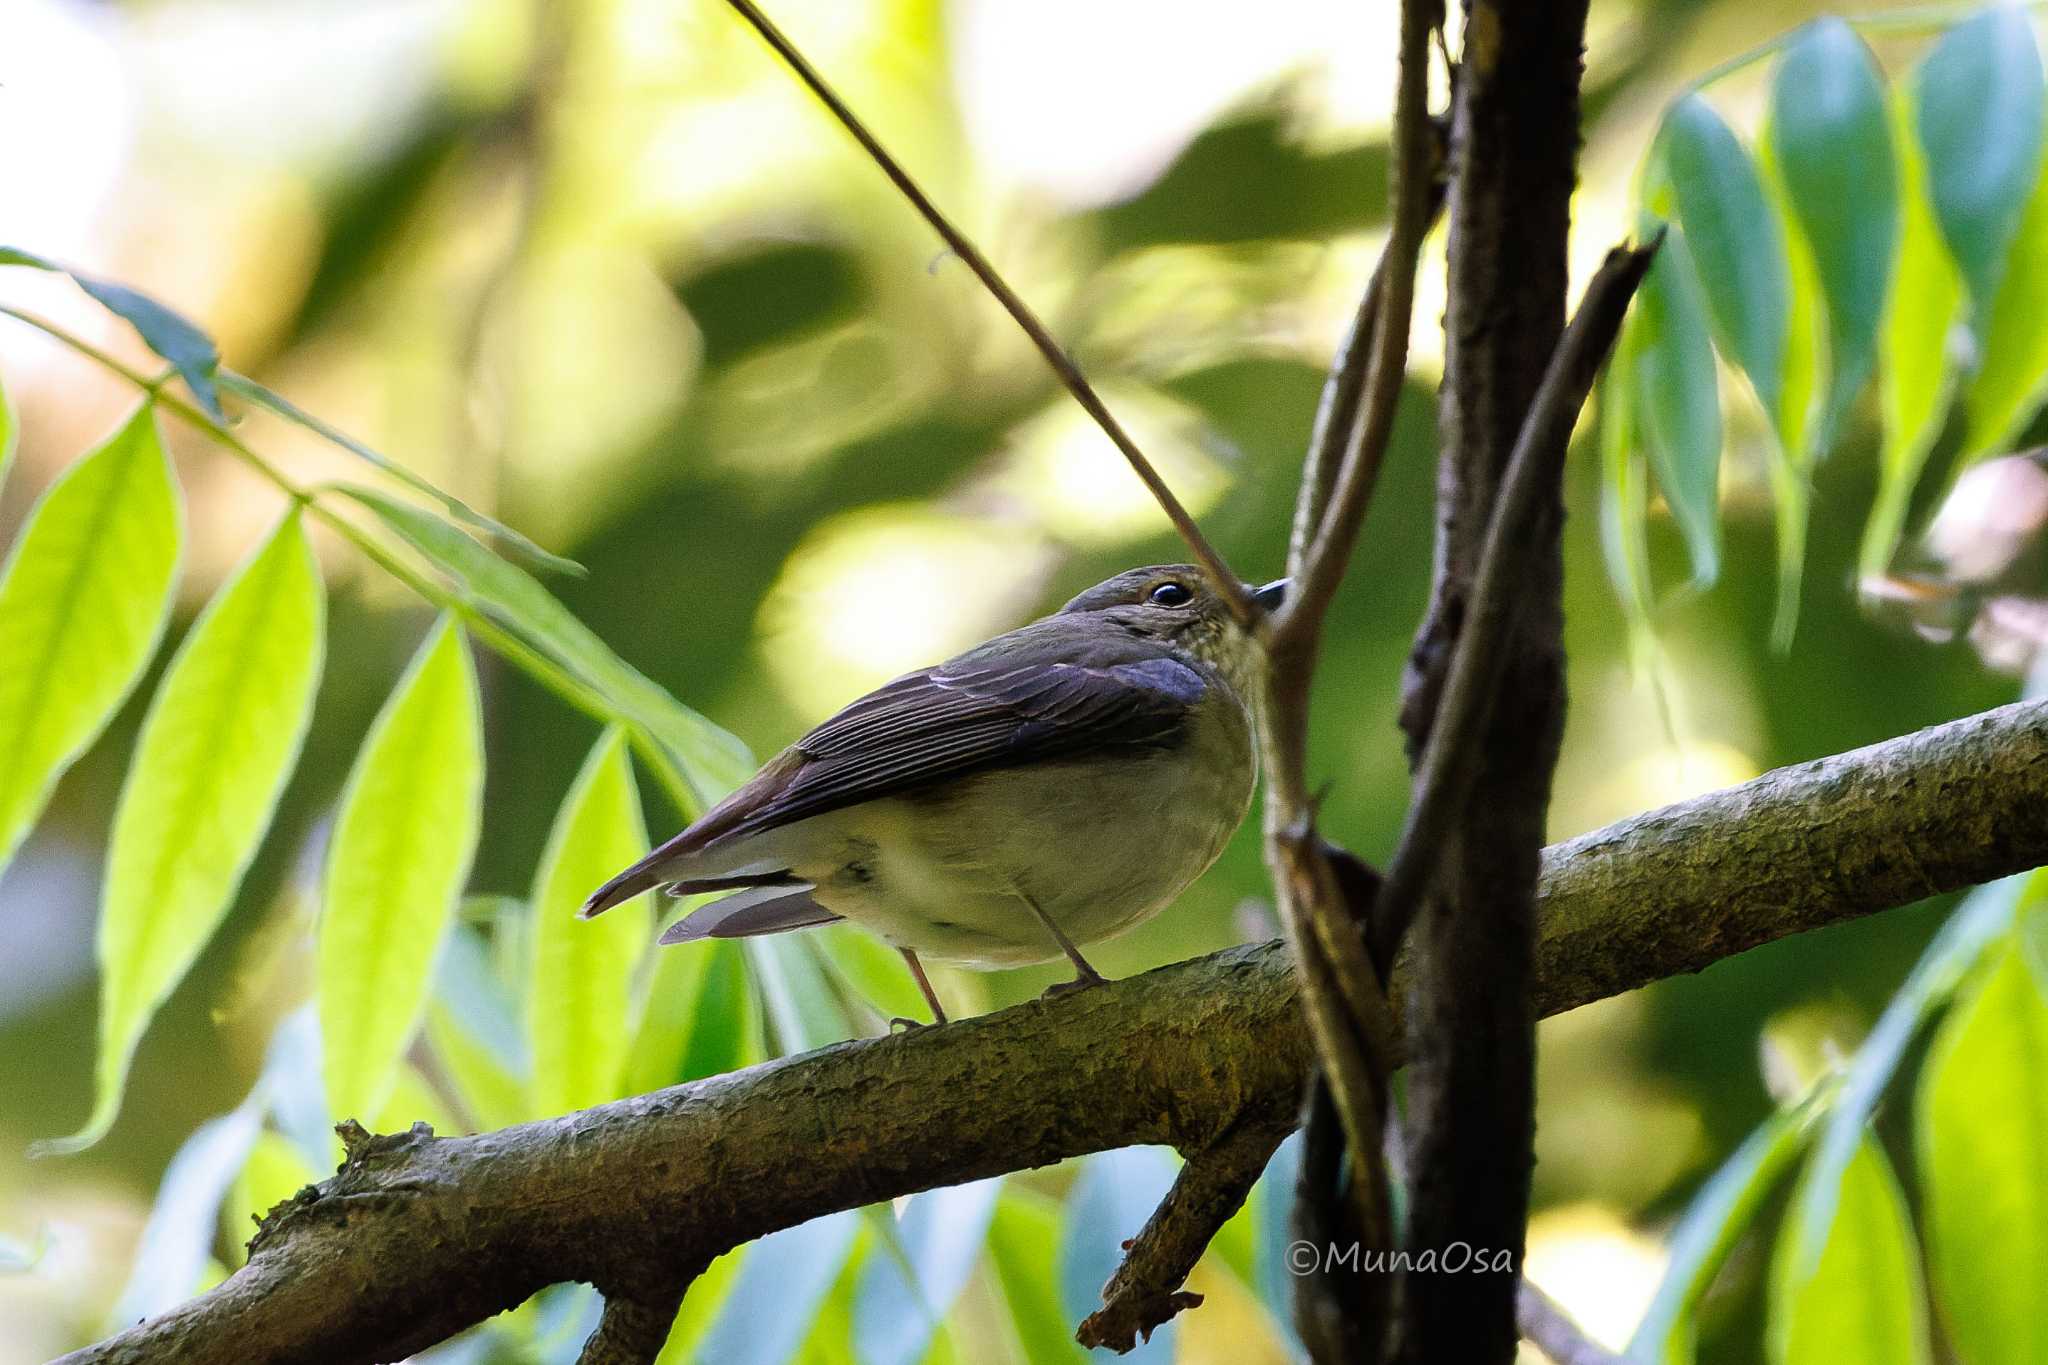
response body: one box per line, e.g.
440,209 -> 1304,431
1057,564 -> 1287,696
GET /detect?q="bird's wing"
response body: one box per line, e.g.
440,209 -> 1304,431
582,630 -> 1209,918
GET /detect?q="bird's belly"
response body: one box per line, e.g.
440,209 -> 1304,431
785,747 -> 1251,968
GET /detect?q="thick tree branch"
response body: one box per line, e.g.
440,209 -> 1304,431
60,698 -> 2048,1365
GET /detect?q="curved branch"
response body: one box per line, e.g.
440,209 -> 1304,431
59,697 -> 2048,1365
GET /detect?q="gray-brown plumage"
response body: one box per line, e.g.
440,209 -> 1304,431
582,565 -> 1283,1022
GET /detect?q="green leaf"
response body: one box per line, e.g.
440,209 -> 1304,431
528,728 -> 650,1116
1769,1136 -> 1928,1365
1598,336 -> 1656,642
627,935 -> 756,1092
0,248 -> 224,420
746,936 -> 859,1055
1627,1086 -> 1832,1363
428,924 -> 531,1132
41,513 -> 324,1156
989,1188 -> 1091,1365
318,617 -> 484,1123
0,403 -> 181,885
695,1211 -> 861,1365
1914,7 -> 2045,331
1630,220 -> 1723,586
853,1178 -> 1002,1365
1767,18 -> 1898,447
219,372 -> 581,578
655,1242 -> 745,1364
1916,928 -> 2048,1365
1661,95 -> 1789,417
0,374 -> 15,491
1961,149 -> 2048,461
1060,1147 -> 1180,1365
107,1090 -> 264,1328
1865,89 -> 1965,577
334,484 -> 753,812
1791,873 -> 2032,1267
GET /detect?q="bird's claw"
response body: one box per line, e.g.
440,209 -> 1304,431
1039,972 -> 1107,1001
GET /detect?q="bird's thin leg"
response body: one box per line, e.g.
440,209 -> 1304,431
1015,886 -> 1109,994
891,948 -> 948,1029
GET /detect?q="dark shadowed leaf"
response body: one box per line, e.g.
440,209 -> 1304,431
1916,921 -> 2048,1365
1767,18 -> 1897,446
1628,220 -> 1723,587
0,404 -> 181,891
0,248 -> 224,419
1914,8 -> 2045,330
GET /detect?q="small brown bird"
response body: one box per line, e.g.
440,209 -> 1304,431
581,565 -> 1284,1023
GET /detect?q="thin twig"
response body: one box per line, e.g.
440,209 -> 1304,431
1373,240 -> 1658,955
720,0 -> 1249,621
1516,1280 -> 1622,1365
1076,1114 -> 1292,1353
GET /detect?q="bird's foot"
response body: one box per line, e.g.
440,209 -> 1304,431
888,1015 -> 932,1033
1039,969 -> 1109,1001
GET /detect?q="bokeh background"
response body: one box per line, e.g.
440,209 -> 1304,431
0,0 -> 2023,1359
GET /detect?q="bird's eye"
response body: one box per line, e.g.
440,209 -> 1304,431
1148,581 -> 1193,607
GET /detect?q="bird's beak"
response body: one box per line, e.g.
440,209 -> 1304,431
1251,578 -> 1289,611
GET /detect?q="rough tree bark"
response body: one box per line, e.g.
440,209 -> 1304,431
58,695 -> 2048,1365
1393,0 -> 1594,1357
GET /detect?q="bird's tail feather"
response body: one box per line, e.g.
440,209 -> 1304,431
658,882 -> 841,944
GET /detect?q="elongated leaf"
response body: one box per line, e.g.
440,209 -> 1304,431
0,374 -> 15,490
1962,152 -> 2048,461
1662,96 -> 1789,416
1059,1147 -> 1180,1365
1916,928 -> 2048,1365
1769,1136 -> 1928,1365
854,1178 -> 1002,1365
428,925 -> 530,1132
39,514 -> 324,1155
694,1211 -> 861,1365
1915,8 -> 2045,330
110,1089 -> 264,1327
1630,220 -> 1723,586
319,617 -> 483,1122
654,1244 -> 745,1364
225,1130 -> 318,1267
334,484 -> 752,811
1791,873 -> 2032,1265
990,1188 -> 1091,1365
0,403 -> 181,884
529,729 -> 650,1116
0,248 -> 223,419
747,935 -> 861,1055
1866,90 -> 1965,577
1599,334 -> 1657,654
1627,1086 -> 1833,1363
1768,18 -> 1897,446
627,934 -> 755,1092
219,372 -> 579,578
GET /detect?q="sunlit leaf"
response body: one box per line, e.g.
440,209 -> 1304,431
853,1177 -> 1002,1365
654,1243 -> 745,1365
529,728 -> 650,1117
428,925 -> 530,1132
627,935 -> 756,1093
990,1188 -> 1091,1365
1767,18 -> 1897,447
1790,873 -> 2034,1268
0,403 -> 180,886
1627,1086 -> 1832,1363
0,374 -> 15,491
817,920 -> 933,1026
43,514 -> 323,1156
319,617 -> 483,1123
746,936 -> 861,1055
694,1211 -> 861,1365
1914,7 -> 2045,331
1059,1147 -> 1180,1364
1629,220 -> 1722,586
1865,90 -> 1965,577
0,248 -> 224,419
1661,95 -> 1789,416
334,484 -> 753,811
1769,1136 -> 1928,1365
109,1090 -> 264,1328
373,1062 -> 461,1135
219,372 -> 580,578
1598,334 -> 1656,651
1961,152 -> 2048,461
1916,928 -> 2048,1365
